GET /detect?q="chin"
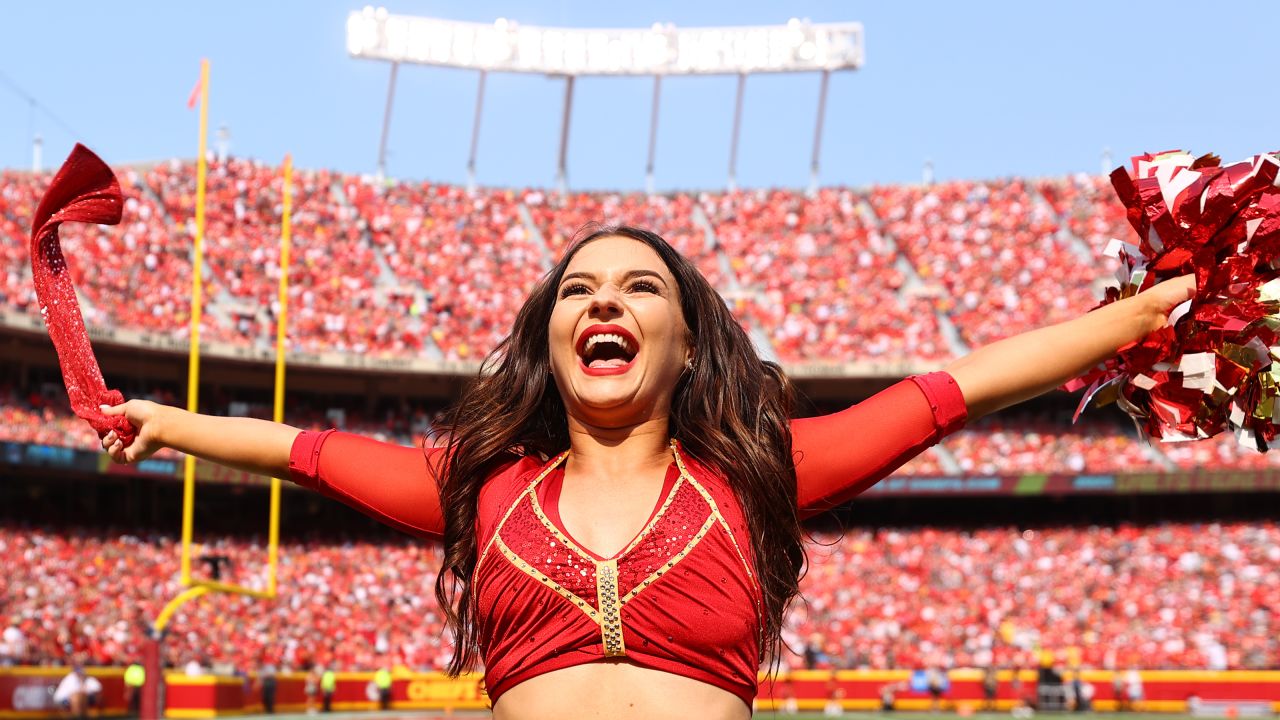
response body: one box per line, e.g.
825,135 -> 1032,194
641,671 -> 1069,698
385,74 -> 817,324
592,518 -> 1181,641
574,384 -> 640,411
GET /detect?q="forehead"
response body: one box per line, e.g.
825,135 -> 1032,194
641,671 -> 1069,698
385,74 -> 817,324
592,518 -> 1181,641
564,235 -> 672,278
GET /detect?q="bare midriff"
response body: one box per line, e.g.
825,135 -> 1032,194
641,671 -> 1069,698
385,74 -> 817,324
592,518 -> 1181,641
493,660 -> 750,720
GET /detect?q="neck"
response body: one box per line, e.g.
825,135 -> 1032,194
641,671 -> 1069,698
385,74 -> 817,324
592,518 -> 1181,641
564,414 -> 672,480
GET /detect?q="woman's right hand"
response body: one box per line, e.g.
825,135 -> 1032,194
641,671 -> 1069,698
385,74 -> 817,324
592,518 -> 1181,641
99,400 -> 169,464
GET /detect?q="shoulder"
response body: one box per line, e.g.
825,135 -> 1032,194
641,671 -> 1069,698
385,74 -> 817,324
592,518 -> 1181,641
477,454 -> 545,518
677,450 -> 748,520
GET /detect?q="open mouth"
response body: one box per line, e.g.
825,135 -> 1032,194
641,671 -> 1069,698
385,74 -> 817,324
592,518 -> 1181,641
576,325 -> 639,374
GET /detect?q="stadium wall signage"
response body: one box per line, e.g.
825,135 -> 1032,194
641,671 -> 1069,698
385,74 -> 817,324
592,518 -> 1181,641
864,471 -> 1280,496
4,667 -> 1280,717
6,440 -> 1280,494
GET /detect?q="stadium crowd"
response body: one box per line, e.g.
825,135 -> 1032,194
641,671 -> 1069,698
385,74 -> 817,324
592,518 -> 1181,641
2,158 -> 1133,365
788,523 -> 1279,673
7,390 -> 1280,474
704,188 -> 949,362
348,179 -> 546,361
869,179 -> 1101,348
1,167 -> 207,338
6,387 -> 1280,474
3,522 -> 1276,673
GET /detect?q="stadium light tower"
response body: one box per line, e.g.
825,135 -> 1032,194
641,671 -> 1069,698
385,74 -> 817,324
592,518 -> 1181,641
347,8 -> 864,192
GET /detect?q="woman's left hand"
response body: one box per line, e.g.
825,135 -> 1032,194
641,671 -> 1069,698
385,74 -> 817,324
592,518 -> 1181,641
1136,274 -> 1196,331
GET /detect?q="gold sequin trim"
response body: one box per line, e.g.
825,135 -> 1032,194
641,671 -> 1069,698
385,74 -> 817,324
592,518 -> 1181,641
620,514 -> 717,605
529,488 -> 598,566
476,450 -> 570,576
596,559 -> 625,656
494,535 -> 600,625
527,447 -> 685,565
670,440 -> 764,631
671,440 -> 757,586
616,476 -> 686,557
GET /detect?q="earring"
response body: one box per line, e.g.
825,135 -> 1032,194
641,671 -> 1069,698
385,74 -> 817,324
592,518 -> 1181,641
685,358 -> 695,371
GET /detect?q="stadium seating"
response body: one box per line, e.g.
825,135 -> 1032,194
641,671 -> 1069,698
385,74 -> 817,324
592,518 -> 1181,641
4,521 -> 1276,672
2,159 -> 1143,364
1,167 -> 220,339
702,188 -> 949,362
786,522 -> 1280,672
148,158 -> 394,354
346,178 -> 546,360
8,393 -> 1280,473
10,160 -> 1280,480
868,180 -> 1101,348
1036,174 -> 1131,258
948,415 -> 1170,475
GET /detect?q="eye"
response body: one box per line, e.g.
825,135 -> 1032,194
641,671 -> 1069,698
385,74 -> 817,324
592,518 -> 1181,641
628,280 -> 660,294
559,282 -> 590,299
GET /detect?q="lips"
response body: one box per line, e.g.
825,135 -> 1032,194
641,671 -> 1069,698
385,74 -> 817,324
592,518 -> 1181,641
575,324 -> 639,376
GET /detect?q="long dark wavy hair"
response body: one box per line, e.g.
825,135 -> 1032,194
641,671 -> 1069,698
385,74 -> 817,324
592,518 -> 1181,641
431,225 -> 805,674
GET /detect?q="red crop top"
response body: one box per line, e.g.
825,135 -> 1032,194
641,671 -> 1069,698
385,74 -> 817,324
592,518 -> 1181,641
287,372 -> 967,708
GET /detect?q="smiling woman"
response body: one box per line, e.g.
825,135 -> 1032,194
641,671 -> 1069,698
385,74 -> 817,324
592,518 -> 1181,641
100,225 -> 1195,720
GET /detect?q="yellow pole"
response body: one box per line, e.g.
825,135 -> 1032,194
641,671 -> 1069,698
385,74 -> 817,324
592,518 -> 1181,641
268,154 -> 292,598
154,586 -> 210,634
181,58 -> 211,587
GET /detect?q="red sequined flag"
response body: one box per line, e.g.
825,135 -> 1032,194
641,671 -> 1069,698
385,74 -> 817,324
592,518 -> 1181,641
1069,150 -> 1280,451
28,143 -> 136,445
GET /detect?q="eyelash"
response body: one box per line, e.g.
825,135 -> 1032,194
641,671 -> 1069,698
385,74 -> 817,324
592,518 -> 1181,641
559,283 -> 590,298
558,280 -> 660,298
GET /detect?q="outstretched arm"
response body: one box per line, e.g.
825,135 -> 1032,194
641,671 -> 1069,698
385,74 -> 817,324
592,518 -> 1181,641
792,275 -> 1195,516
946,275 -> 1195,419
101,401 -> 298,476
101,401 -> 445,540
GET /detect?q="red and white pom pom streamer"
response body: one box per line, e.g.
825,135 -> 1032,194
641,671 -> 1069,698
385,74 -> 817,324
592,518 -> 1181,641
1069,150 -> 1280,451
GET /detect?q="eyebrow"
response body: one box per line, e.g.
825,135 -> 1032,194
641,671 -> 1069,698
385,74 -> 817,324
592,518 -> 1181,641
560,269 -> 669,286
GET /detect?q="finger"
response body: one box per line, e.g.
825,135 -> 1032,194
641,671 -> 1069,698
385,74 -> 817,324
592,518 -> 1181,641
100,403 -> 126,416
111,440 -> 123,456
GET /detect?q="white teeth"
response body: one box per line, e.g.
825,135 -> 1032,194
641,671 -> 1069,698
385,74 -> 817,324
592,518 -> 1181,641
584,332 -> 633,354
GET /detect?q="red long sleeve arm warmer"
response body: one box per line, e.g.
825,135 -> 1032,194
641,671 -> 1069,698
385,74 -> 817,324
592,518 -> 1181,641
288,429 -> 446,540
286,372 -> 965,536
792,372 -> 968,519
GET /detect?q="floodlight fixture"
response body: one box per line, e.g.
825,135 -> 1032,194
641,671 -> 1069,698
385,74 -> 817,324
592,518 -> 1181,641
347,8 -> 864,191
347,8 -> 863,75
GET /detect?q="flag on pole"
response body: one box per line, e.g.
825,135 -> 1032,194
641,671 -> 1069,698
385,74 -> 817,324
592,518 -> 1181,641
186,73 -> 203,110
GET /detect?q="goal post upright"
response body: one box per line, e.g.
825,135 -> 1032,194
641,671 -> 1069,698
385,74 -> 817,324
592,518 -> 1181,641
180,57 -> 211,588
345,10 -> 864,191
144,92 -> 292,716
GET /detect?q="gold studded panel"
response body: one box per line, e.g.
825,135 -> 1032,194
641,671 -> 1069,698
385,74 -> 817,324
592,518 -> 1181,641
596,559 -> 625,656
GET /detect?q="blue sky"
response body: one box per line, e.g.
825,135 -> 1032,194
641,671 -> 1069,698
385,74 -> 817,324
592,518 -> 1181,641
0,1 -> 1274,191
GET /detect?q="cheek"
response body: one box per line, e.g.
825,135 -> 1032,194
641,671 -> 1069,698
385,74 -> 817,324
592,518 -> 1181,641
650,314 -> 689,367
548,305 -> 575,344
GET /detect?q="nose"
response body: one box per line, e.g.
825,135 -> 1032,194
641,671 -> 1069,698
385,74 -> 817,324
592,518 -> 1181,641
588,283 -> 623,319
